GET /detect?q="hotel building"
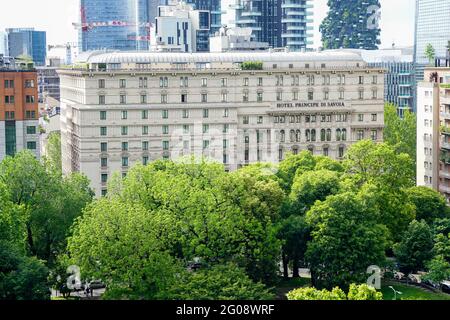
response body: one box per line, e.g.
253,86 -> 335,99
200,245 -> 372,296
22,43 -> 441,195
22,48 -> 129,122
58,51 -> 385,196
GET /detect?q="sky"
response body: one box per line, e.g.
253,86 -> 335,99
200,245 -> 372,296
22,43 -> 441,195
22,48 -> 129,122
0,0 -> 416,50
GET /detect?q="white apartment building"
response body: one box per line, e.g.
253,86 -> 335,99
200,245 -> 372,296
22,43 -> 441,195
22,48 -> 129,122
58,51 -> 385,196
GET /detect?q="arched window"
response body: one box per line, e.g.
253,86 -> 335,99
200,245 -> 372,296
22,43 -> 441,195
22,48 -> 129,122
336,129 -> 341,141
342,129 -> 347,141
321,129 -> 326,142
311,129 -> 316,142
296,130 -> 301,142
327,129 -> 332,142
306,129 -> 311,142
280,130 -> 285,142
292,146 -> 299,155
290,130 -> 296,142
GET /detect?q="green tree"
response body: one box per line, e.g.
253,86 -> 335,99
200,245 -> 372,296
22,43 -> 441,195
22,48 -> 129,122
425,43 -> 436,65
394,220 -> 434,274
346,284 -> 383,300
277,151 -> 317,192
305,192 -> 388,289
289,169 -> 341,215
423,255 -> 450,285
287,286 -> 346,300
320,0 -> 381,50
384,103 -> 417,174
408,186 -> 450,224
170,264 -> 274,300
44,131 -> 62,175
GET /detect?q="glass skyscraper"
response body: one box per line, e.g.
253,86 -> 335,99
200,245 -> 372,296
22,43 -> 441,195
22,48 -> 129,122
414,0 -> 450,80
6,28 -> 46,66
79,0 -> 157,51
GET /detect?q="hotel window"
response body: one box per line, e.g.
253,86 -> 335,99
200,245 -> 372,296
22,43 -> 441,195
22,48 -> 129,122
122,157 -> 129,167
101,189 -> 107,197
296,115 -> 301,123
100,111 -> 107,120
223,124 -> 229,133
223,108 -> 229,118
372,89 -> 378,99
203,124 -> 209,133
119,79 -> 127,88
338,74 -> 346,85
257,92 -> 263,102
121,126 -> 128,136
308,91 -> 314,101
140,94 -> 147,104
223,139 -> 228,149
180,76 -> 188,87
257,116 -> 263,124
142,126 -> 149,135
371,114 -> 377,121
203,109 -> 209,118
357,130 -> 364,140
371,130 -> 378,141
327,129 -> 332,141
243,91 -> 249,102
143,156 -> 149,166
27,141 -> 37,150
101,158 -> 108,167
323,147 -> 329,157
162,125 -> 169,135
358,89 -> 364,100
201,93 -> 208,103
293,91 -> 299,100
181,94 -> 187,103
223,154 -> 228,164
257,77 -> 263,86
98,79 -> 105,88
26,95 -> 35,103
311,115 -> 316,123
342,128 -> 348,141
203,140 -> 210,149
277,91 -> 283,101
100,127 -> 107,136
307,75 -> 315,85
321,129 -> 326,141
183,125 -> 190,134
122,142 -> 128,151
245,136 -> 250,144
25,80 -> 35,88
276,75 -> 284,86
162,141 -> 169,150
372,75 -> 377,84
279,130 -> 285,142
142,141 -> 149,151
292,75 -> 299,86
221,78 -> 228,87
221,92 -> 228,102
243,78 -> 249,86
162,110 -> 169,119
100,142 -> 107,152
26,126 -> 36,135
182,109 -> 189,118
339,90 -> 344,100
322,75 -> 330,85
358,114 -> 364,122
201,78 -> 207,87
99,95 -> 106,105
142,110 -> 148,119
139,77 -> 148,88
358,76 -> 364,85
121,110 -> 127,120
339,146 -> 345,158
324,90 -> 329,100
160,77 -> 168,88
243,116 -> 249,125
120,95 -> 126,104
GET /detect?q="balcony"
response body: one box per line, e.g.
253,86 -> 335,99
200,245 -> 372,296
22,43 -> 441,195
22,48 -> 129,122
439,185 -> 450,194
440,170 -> 450,180
442,141 -> 450,150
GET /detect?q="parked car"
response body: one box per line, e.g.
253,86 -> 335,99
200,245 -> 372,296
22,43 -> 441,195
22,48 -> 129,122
441,281 -> 450,294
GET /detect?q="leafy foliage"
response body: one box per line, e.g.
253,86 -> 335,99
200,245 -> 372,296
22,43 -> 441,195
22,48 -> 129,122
287,286 -> 346,300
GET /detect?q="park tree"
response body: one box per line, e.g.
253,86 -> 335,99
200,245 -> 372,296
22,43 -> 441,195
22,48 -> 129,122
277,151 -> 317,192
394,220 -> 435,274
305,192 -> 388,290
169,263 -> 274,300
407,186 -> 450,224
320,0 -> 381,50
384,103 -> 417,174
423,255 -> 450,285
43,131 -> 62,175
289,169 -> 341,215
425,43 -> 436,65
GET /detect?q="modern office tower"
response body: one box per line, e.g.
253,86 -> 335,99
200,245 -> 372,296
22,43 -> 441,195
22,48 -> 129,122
416,59 -> 450,201
0,32 -> 8,56
185,0 -> 221,34
414,0 -> 450,81
78,0 -> 156,52
155,2 -> 211,52
59,50 -> 385,196
222,0 -> 313,51
37,67 -> 61,103
6,28 -> 46,66
356,48 -> 416,115
0,57 -> 40,161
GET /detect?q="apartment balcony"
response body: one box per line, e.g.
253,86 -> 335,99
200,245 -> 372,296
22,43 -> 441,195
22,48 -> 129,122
241,11 -> 262,17
286,25 -> 306,31
440,170 -> 450,180
439,184 -> 450,194
441,141 -> 450,150
398,94 -> 412,99
398,83 -> 413,87
441,111 -> 450,119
